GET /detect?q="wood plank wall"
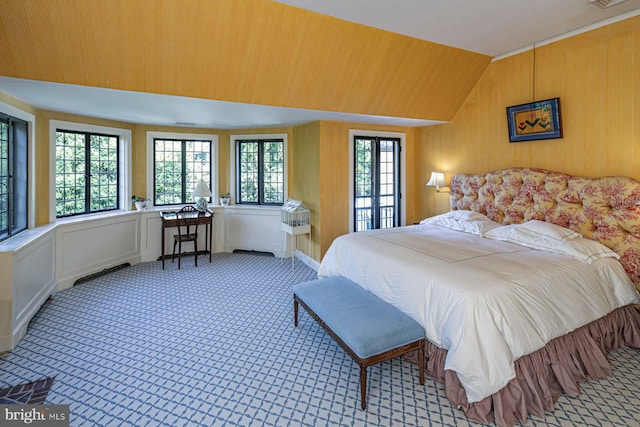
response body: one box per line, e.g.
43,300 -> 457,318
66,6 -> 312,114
414,15 -> 640,220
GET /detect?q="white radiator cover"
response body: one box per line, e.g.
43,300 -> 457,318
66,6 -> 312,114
55,213 -> 141,290
222,205 -> 288,257
0,225 -> 57,352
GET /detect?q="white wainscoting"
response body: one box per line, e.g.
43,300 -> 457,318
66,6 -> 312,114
0,225 -> 57,352
55,212 -> 142,290
1,205 -> 295,351
222,205 -> 288,257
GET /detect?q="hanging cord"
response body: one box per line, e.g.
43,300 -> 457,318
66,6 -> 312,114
532,43 -> 536,102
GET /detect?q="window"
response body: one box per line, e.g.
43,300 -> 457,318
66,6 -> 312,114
55,130 -> 120,217
235,138 -> 285,205
353,135 -> 401,231
0,112 -> 28,242
153,138 -> 212,206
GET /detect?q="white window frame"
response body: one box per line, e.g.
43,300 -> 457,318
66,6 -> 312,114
229,133 -> 288,205
146,131 -> 219,208
49,120 -> 131,222
348,129 -> 406,233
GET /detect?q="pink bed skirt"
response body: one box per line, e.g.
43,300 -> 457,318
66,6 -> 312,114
405,305 -> 640,427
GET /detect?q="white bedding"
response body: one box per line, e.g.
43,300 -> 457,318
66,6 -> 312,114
317,224 -> 640,403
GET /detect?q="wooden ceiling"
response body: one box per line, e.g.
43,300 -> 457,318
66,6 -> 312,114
0,0 -> 492,122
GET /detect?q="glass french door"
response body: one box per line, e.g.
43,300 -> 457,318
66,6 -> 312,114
353,136 -> 400,232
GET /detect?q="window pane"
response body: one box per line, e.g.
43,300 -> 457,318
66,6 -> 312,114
0,115 -> 29,241
89,134 -> 118,212
355,138 -> 372,198
379,138 -> 398,229
237,139 -> 284,205
355,207 -> 372,232
56,131 -> 87,216
12,119 -> 28,232
380,206 -> 395,229
186,140 -> 211,202
154,138 -> 212,206
354,138 -> 373,232
0,120 -> 8,237
56,130 -> 120,217
238,141 -> 259,203
154,139 -> 183,205
263,141 -> 284,204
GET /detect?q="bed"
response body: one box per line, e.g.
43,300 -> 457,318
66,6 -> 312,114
317,167 -> 640,426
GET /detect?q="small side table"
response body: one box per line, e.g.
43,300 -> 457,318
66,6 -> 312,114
281,222 -> 311,271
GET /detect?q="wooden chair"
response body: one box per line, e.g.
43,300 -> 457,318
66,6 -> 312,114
172,206 -> 203,269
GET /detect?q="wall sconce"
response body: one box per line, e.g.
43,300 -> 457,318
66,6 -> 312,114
426,171 -> 449,193
192,179 -> 212,211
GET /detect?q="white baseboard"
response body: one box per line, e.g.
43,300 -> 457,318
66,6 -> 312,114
295,249 -> 320,271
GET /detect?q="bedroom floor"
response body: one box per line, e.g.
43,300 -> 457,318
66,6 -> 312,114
1,253 -> 639,426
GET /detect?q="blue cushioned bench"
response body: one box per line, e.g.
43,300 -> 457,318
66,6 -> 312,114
293,276 -> 425,409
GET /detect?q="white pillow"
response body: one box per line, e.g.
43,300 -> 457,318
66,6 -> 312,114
484,224 -> 618,264
484,224 -> 551,250
421,211 -> 501,235
444,210 -> 488,221
515,220 -> 582,242
561,238 -> 620,264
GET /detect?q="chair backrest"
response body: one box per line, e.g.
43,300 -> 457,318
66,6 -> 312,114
175,206 -> 202,238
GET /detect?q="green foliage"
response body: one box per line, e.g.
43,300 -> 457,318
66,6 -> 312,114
153,140 -> 212,206
55,131 -> 119,216
237,140 -> 284,204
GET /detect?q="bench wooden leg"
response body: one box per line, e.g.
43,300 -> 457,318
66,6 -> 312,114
418,340 -> 425,385
294,298 -> 299,327
360,365 -> 367,410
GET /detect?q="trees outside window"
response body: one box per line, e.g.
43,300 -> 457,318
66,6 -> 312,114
236,139 -> 284,205
154,138 -> 212,206
55,130 -> 119,217
0,113 -> 28,242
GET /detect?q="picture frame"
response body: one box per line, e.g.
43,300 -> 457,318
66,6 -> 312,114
506,97 -> 562,142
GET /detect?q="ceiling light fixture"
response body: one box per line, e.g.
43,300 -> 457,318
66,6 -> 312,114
590,0 -> 630,9
176,122 -> 196,126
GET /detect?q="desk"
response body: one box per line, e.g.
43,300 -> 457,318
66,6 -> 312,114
161,209 -> 214,269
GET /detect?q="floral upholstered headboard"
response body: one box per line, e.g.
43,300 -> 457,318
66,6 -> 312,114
450,167 -> 640,290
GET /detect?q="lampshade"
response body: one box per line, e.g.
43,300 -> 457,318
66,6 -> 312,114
192,179 -> 211,211
426,172 -> 446,188
192,179 -> 212,199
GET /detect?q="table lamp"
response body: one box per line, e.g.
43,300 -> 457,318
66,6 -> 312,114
192,179 -> 211,212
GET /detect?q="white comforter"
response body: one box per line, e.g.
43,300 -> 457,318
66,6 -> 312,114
317,224 -> 640,403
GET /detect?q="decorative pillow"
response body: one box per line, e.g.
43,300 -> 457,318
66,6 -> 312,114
515,220 -> 582,242
420,211 -> 501,235
484,224 -> 618,264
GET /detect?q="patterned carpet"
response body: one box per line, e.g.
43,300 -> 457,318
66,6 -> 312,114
0,252 -> 639,426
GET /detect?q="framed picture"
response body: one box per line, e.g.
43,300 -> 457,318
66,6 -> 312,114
506,97 -> 562,142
